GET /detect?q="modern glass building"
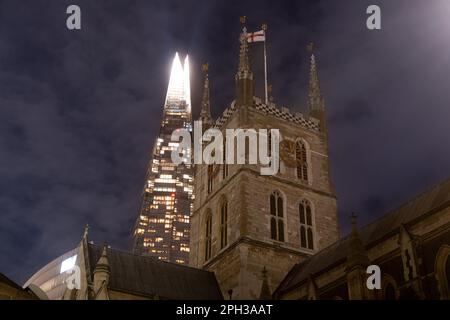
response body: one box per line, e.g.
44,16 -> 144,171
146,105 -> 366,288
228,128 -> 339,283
23,248 -> 78,300
132,53 -> 193,264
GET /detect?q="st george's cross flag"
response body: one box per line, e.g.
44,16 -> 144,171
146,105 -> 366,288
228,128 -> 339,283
246,30 -> 265,43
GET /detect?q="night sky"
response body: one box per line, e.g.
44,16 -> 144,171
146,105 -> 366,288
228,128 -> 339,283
1,0 -> 450,284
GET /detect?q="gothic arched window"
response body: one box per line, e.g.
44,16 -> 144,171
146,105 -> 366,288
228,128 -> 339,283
296,140 -> 308,181
384,283 -> 396,300
220,200 -> 228,249
207,165 -> 213,193
446,257 -> 450,294
435,245 -> 450,299
222,143 -> 228,179
381,274 -> 398,300
299,199 -> 314,249
270,191 -> 284,242
205,211 -> 212,261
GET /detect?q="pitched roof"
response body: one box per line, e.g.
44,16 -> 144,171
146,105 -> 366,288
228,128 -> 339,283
0,272 -> 24,291
0,272 -> 38,299
275,177 -> 450,295
88,244 -> 223,300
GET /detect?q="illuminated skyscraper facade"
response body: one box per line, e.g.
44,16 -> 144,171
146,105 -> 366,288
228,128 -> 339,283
133,53 -> 193,264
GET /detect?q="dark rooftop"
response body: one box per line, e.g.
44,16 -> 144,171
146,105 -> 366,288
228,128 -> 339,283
275,177 -> 450,295
88,244 -> 223,300
0,272 -> 38,299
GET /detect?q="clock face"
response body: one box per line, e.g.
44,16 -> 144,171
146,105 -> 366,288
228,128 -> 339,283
279,139 -> 297,167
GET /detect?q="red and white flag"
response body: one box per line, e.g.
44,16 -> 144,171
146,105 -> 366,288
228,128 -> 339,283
247,30 -> 265,43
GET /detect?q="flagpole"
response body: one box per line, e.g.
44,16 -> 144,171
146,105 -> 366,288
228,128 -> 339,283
262,24 -> 268,105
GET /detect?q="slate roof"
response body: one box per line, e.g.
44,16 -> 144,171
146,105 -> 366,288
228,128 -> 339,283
0,273 -> 25,291
0,272 -> 38,299
88,244 -> 223,300
275,177 -> 450,295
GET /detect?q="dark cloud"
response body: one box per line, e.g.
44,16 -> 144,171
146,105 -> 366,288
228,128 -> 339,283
330,99 -> 373,125
1,0 -> 450,283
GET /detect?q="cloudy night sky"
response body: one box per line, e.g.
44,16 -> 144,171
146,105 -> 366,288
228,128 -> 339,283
1,0 -> 450,284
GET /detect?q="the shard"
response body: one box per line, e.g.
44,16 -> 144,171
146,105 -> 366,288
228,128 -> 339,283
132,53 -> 193,264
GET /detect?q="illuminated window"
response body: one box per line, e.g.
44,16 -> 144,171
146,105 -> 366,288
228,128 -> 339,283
205,210 -> 212,261
60,255 -> 77,274
299,199 -> 314,250
154,187 -> 176,192
220,200 -> 228,249
270,191 -> 284,242
296,140 -> 308,181
143,243 -> 155,247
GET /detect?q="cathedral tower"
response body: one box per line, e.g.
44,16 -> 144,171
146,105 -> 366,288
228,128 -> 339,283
189,26 -> 339,299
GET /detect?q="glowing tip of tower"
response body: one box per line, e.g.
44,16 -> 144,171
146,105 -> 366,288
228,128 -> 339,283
165,52 -> 191,114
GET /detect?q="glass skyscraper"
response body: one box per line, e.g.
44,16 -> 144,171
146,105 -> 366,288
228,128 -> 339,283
132,53 -> 193,264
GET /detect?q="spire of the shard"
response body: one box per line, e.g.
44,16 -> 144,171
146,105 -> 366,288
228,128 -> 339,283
164,52 -> 191,115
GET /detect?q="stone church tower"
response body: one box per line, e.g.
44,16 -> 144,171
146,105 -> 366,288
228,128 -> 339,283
189,26 -> 339,299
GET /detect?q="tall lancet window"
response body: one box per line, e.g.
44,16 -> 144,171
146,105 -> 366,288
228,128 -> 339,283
267,130 -> 273,168
205,211 -> 212,261
220,200 -> 228,249
207,165 -> 213,193
299,199 -> 314,249
222,143 -> 228,179
270,191 -> 285,242
296,140 -> 308,181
